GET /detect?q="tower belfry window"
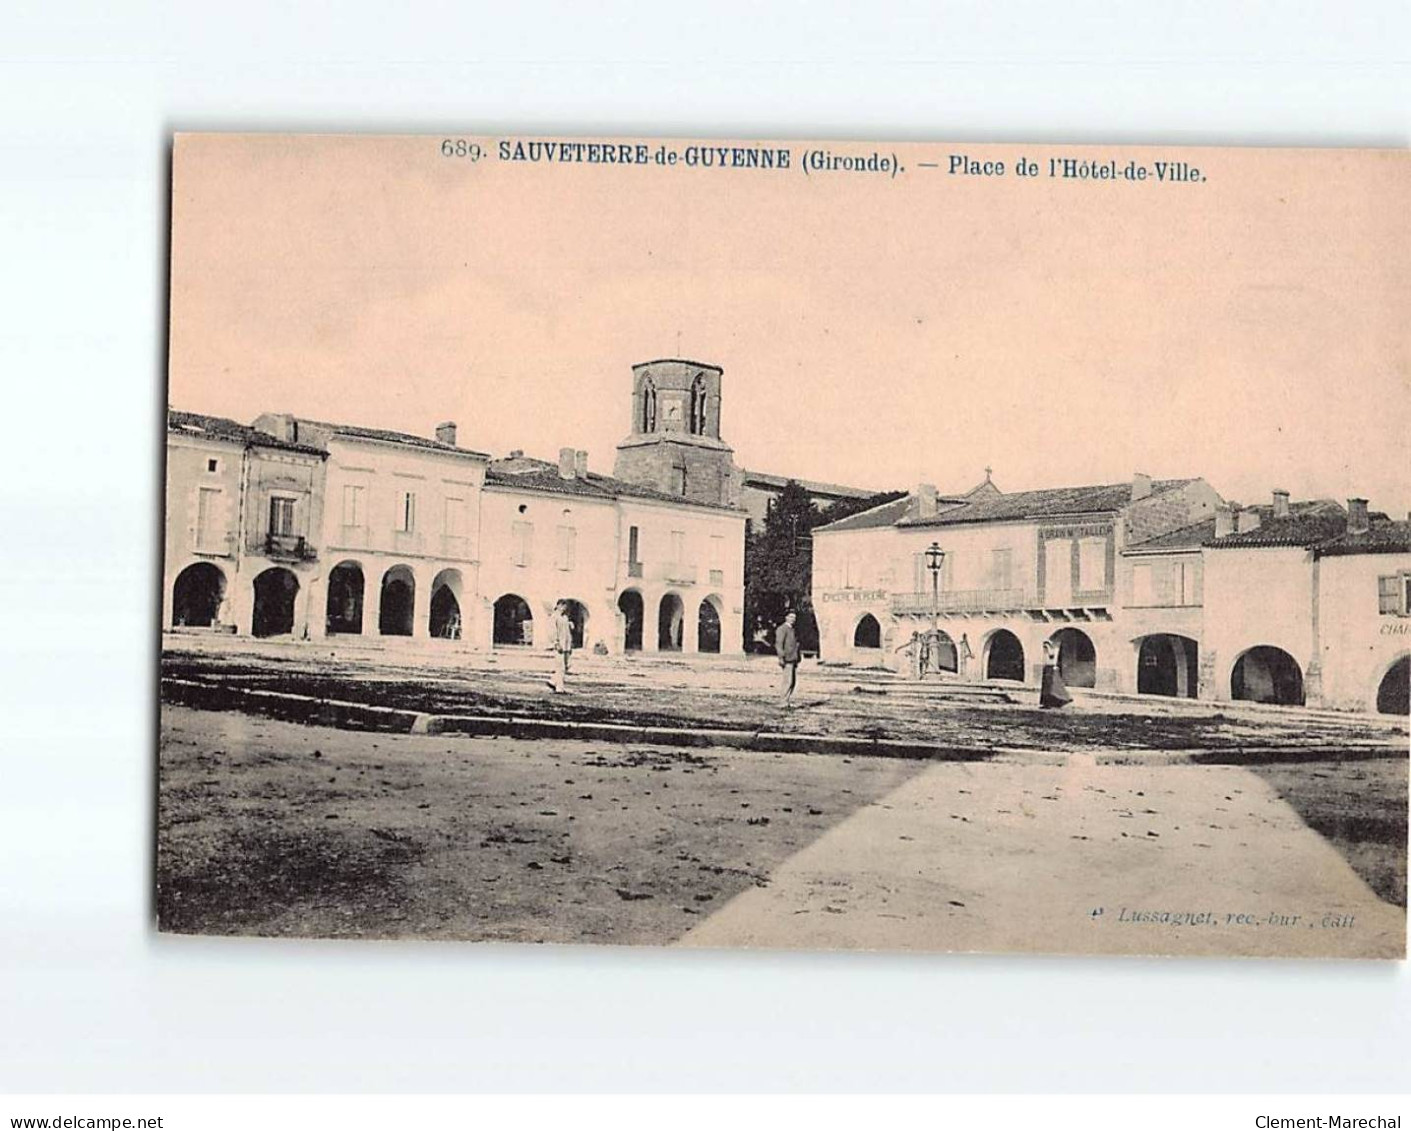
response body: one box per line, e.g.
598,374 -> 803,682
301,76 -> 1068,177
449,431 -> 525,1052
642,378 -> 657,433
689,375 -> 706,434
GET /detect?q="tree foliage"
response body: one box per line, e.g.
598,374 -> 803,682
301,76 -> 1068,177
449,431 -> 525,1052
742,483 -> 907,652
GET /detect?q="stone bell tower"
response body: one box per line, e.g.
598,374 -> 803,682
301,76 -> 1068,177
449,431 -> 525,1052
613,359 -> 741,508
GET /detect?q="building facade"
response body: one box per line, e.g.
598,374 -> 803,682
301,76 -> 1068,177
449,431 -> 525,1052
812,474 -> 1223,691
1202,496 -> 1411,714
477,446 -> 746,656
814,476 -> 1410,715
164,411 -> 328,640
163,358 -> 748,657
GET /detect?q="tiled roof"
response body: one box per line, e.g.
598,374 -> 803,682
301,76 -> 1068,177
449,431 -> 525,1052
898,479 -> 1197,528
813,493 -> 927,533
1126,517 -> 1217,551
302,418 -> 489,458
1204,500 -> 1410,555
167,410 -> 327,456
1315,520 -> 1411,557
1204,502 -> 1347,549
486,457 -> 742,512
739,469 -> 880,499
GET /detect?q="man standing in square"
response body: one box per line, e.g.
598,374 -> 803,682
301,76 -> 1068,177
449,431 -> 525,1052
775,610 -> 801,707
549,601 -> 574,693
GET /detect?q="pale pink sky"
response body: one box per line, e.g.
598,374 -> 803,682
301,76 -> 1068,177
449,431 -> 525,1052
170,135 -> 1410,514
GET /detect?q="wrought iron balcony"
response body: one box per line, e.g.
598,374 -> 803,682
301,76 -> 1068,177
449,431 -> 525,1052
890,587 -> 1036,616
263,533 -> 317,561
627,560 -> 643,579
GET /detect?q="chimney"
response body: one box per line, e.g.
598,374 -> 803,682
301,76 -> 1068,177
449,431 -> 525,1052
917,483 -> 938,520
252,412 -> 295,443
1272,489 -> 1290,519
1348,498 -> 1369,535
1131,472 -> 1153,502
508,449 -> 523,459
558,446 -> 576,480
574,450 -> 588,478
435,421 -> 457,446
1214,503 -> 1235,539
1235,507 -> 1262,534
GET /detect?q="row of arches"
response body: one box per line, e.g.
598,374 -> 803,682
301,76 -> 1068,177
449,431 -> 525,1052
614,589 -> 723,653
490,590 -> 723,652
175,561 -> 731,654
848,618 -> 1073,685
844,615 -> 1410,713
325,561 -> 465,638
173,560 -> 467,641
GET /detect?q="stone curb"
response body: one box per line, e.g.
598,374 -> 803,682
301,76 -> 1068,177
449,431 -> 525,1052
160,678 -> 1407,765
160,678 -> 994,762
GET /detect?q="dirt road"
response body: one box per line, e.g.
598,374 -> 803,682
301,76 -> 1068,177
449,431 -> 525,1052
158,707 -> 1406,956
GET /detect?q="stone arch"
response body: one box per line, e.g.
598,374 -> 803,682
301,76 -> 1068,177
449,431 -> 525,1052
1231,645 -> 1305,706
325,560 -> 365,635
171,562 -> 226,628
698,594 -> 723,653
1374,653 -> 1409,716
1049,627 -> 1097,688
658,592 -> 685,652
618,589 -> 644,652
853,613 -> 882,650
430,568 -> 464,640
930,627 -> 958,673
1136,634 -> 1199,698
251,566 -> 299,638
378,565 -> 416,636
493,593 -> 534,646
558,597 -> 589,650
983,628 -> 1026,682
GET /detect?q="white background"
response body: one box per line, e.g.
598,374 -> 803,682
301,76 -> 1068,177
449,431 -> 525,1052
1,0 -> 1408,1094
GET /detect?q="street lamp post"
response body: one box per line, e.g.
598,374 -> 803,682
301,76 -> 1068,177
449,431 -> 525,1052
924,542 -> 945,678
925,541 -> 945,629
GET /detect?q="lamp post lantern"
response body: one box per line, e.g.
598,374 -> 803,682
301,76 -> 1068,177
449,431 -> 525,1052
925,541 -> 945,631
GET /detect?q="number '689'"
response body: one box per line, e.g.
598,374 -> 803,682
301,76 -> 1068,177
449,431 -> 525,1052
440,139 -> 483,160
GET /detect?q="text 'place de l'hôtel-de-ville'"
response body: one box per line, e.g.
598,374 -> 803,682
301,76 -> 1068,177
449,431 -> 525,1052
164,358 -> 1411,717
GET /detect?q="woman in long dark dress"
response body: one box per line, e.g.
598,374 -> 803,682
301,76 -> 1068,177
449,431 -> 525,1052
1040,638 -> 1072,709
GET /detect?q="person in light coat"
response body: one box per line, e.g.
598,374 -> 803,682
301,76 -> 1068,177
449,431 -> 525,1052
549,601 -> 575,693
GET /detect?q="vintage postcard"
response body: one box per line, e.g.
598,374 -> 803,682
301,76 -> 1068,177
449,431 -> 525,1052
158,133 -> 1409,958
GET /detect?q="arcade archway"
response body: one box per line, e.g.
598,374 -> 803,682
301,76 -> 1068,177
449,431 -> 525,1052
172,562 -> 226,628
252,567 -> 299,637
1375,655 -> 1409,716
853,614 -> 882,650
1137,634 -> 1199,698
493,593 -> 534,646
983,629 -> 1025,682
658,593 -> 684,652
1049,627 -> 1097,688
698,596 -> 722,653
378,565 -> 415,636
325,561 -> 364,635
430,569 -> 464,639
1231,646 -> 1304,706
618,589 -> 644,651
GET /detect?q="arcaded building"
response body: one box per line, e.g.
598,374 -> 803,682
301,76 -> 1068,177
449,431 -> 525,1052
164,411 -> 328,640
1202,496 -> 1410,714
163,358 -> 747,656
811,474 -> 1223,692
813,475 -> 1410,715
